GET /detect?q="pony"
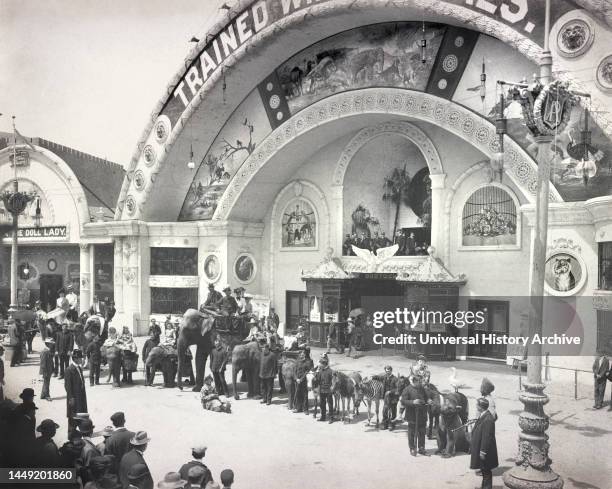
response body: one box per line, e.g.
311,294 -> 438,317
331,371 -> 360,422
355,377 -> 384,427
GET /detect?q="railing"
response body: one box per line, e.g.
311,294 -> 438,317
518,352 -> 592,400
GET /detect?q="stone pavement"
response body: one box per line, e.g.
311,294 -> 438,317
3,338 -> 611,489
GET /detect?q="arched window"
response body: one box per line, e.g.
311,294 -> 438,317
461,185 -> 518,247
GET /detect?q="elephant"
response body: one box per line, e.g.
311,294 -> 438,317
145,346 -> 178,387
176,308 -> 216,392
281,357 -> 297,410
101,345 -> 122,387
231,340 -> 262,400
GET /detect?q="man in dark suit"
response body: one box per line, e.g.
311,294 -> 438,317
64,349 -> 87,437
33,419 -> 61,468
178,446 -> 213,488
592,351 -> 609,409
39,338 -> 55,400
89,295 -> 106,317
106,411 -> 135,473
118,431 -> 153,489
55,323 -> 74,379
470,398 -> 499,489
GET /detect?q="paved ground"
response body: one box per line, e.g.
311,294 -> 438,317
3,338 -> 612,489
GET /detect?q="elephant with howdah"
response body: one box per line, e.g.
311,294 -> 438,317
176,308 -> 216,391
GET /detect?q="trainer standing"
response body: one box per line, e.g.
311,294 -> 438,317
64,349 -> 88,437
470,398 -> 498,489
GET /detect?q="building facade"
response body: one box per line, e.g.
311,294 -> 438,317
0,135 -> 123,313
94,0 -> 612,366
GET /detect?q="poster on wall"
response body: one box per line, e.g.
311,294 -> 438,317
281,199 -> 317,249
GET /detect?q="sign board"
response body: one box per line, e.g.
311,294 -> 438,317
9,150 -> 30,167
148,275 -> 199,288
160,0 -> 576,125
2,225 -> 68,242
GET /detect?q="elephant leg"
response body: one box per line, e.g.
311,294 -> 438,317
176,340 -> 186,390
232,366 -> 240,401
193,345 -> 206,392
278,370 -> 286,394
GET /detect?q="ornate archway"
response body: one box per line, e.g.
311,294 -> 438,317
213,88 -> 562,222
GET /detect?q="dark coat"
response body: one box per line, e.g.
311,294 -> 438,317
374,373 -> 398,394
210,346 -> 228,372
106,428 -> 135,471
470,410 -> 499,470
64,364 -> 88,418
34,437 -> 62,468
203,290 -> 222,308
119,448 -> 153,489
400,384 -> 428,423
316,366 -> 334,394
259,351 -> 277,379
56,330 -> 74,355
593,356 -> 609,381
39,347 -> 55,376
178,460 -> 213,487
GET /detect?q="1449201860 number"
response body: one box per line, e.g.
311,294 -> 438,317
0,469 -> 75,484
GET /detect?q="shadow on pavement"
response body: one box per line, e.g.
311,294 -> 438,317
567,477 -> 601,489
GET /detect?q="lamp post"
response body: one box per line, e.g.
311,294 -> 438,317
1,117 -> 38,311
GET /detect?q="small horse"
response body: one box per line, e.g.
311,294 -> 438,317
356,377 -> 384,427
331,371 -> 359,422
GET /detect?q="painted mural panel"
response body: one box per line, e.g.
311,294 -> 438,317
456,35 -> 612,201
178,90 -> 271,221
281,199 -> 317,249
277,22 -> 445,114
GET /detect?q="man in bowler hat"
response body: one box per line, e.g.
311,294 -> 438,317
119,431 -> 153,489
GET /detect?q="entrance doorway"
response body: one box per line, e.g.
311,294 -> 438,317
285,290 -> 309,333
39,274 -> 63,312
468,300 -> 509,359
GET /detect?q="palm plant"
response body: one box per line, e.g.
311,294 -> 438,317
382,165 -> 412,238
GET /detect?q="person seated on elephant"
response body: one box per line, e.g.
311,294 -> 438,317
295,325 -> 309,350
246,318 -> 260,341
162,320 -> 177,348
216,286 -> 238,317
117,327 -> 138,384
239,294 -> 254,318
149,319 -> 162,345
200,375 -> 231,413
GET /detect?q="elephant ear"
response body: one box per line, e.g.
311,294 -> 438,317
200,316 -> 215,337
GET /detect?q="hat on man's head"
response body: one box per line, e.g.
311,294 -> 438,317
36,419 -> 59,433
191,445 -> 207,458
77,419 -> 94,434
19,388 -> 36,401
417,354 -> 427,361
319,357 -> 329,365
481,377 -> 495,396
67,285 -> 74,291
223,285 -> 232,292
130,431 -> 151,446
187,465 -> 206,482
101,426 -> 114,437
157,472 -> 187,489
127,463 -> 150,482
384,365 -> 393,372
74,412 -> 90,421
477,397 -> 490,410
72,349 -> 84,359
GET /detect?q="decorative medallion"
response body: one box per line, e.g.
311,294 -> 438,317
233,253 -> 256,284
544,250 -> 587,297
154,118 -> 169,144
143,145 -> 156,167
125,196 -> 137,216
203,254 -> 221,282
134,170 -> 146,191
269,94 -> 281,109
596,55 -> 612,92
442,54 -> 459,73
557,19 -> 594,58
47,259 -> 57,272
454,36 -> 464,48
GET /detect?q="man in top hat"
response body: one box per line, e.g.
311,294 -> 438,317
65,284 -> 79,322
39,337 -> 55,400
106,411 -> 135,473
119,431 -> 153,489
202,283 -> 222,311
401,373 -> 430,456
33,419 -> 61,468
178,445 -> 213,488
157,472 -> 186,489
470,398 -> 499,489
64,349 -> 88,437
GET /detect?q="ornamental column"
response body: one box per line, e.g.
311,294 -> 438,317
429,173 -> 446,258
113,237 -> 124,314
79,243 -> 91,314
